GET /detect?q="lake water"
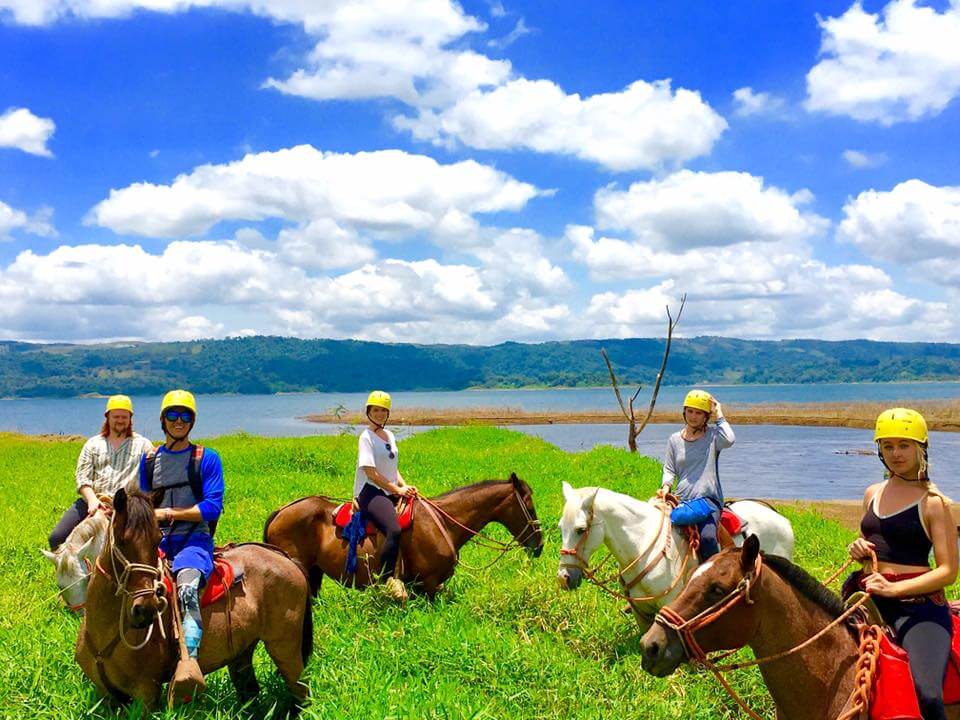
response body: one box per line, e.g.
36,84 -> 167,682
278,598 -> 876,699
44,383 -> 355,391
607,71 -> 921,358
3,383 -> 959,500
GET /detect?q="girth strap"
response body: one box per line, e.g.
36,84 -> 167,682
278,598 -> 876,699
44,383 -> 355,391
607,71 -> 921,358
84,629 -> 126,700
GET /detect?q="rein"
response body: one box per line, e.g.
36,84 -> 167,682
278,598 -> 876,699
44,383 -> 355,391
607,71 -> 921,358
560,493 -> 699,607
653,553 -> 879,720
419,486 -> 542,571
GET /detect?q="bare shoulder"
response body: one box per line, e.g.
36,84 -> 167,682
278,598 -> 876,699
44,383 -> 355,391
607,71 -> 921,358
862,482 -> 883,510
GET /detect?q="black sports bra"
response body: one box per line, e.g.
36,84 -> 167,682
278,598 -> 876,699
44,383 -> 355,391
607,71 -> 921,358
860,488 -> 931,567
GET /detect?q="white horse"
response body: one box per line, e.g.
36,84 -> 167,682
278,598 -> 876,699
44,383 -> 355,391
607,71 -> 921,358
557,482 -> 795,629
41,509 -> 109,611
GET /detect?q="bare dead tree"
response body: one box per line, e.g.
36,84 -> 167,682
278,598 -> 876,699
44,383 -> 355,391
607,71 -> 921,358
601,294 -> 686,452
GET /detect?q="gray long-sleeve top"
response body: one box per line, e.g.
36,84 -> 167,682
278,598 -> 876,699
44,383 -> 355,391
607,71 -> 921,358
660,419 -> 735,506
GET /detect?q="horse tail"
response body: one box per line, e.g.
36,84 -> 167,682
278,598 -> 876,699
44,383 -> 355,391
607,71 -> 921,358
262,507 -> 281,542
298,562 -> 314,665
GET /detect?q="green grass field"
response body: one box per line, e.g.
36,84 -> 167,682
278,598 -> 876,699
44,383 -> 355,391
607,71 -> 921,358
0,427 -> 860,719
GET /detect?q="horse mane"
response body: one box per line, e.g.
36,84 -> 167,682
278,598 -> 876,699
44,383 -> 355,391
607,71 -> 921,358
64,511 -> 107,548
762,553 -> 849,622
120,489 -> 158,538
433,478 -> 524,501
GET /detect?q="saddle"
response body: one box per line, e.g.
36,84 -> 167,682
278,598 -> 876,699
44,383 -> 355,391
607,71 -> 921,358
333,497 -> 415,537
159,551 -> 243,609
868,602 -> 960,719
719,508 -> 746,538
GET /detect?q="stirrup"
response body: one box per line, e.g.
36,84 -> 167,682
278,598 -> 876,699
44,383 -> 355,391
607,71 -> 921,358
167,657 -> 206,707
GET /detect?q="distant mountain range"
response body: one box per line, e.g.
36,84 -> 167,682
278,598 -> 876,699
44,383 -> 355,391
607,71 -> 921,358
1,335 -> 959,398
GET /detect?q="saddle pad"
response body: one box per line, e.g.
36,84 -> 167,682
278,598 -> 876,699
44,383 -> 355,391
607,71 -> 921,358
160,557 -> 239,609
871,612 -> 960,719
334,497 -> 415,535
719,508 -> 743,537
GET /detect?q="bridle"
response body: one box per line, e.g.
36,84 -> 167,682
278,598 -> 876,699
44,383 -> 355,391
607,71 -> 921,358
651,554 -> 877,720
420,484 -> 543,570
95,518 -> 169,651
559,492 -> 699,606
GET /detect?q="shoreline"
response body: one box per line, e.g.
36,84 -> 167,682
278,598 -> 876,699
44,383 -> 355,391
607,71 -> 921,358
303,399 -> 960,432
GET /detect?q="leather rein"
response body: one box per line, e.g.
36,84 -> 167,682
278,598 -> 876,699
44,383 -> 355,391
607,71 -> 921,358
419,486 -> 542,571
559,493 -> 700,606
652,554 -> 877,720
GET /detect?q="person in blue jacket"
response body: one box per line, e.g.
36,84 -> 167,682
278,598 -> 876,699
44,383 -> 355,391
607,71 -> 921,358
140,389 -> 223,699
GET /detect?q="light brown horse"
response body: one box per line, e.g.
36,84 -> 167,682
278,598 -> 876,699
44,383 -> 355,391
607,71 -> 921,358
262,473 -> 543,598
639,536 -> 960,719
75,488 -> 313,711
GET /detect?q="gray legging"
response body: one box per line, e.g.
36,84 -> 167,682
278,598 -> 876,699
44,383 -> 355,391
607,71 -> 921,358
49,498 -> 89,550
875,595 -> 953,720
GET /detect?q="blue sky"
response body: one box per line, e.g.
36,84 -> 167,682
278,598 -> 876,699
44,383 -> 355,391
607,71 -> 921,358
1,0 -> 959,344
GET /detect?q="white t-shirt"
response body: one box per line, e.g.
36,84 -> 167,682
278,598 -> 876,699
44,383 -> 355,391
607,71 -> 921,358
353,428 -> 400,497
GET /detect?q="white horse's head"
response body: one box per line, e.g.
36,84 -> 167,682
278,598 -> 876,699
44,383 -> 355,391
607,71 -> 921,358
557,482 -> 607,591
41,511 -> 107,611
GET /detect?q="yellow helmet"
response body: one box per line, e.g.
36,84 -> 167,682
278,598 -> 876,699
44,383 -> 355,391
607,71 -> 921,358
160,389 -> 197,415
683,390 -> 713,413
104,394 -> 133,415
874,408 -> 928,445
366,390 -> 391,411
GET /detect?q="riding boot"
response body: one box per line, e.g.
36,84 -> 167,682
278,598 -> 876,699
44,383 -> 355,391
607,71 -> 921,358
169,657 -> 206,705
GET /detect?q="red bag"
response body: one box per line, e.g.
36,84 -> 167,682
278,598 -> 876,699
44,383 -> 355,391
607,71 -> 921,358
871,633 -> 922,720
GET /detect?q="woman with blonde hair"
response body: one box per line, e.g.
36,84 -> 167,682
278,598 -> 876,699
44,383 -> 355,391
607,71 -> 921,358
847,408 -> 957,720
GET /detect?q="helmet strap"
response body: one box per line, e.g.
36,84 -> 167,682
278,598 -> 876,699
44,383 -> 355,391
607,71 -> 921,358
366,407 -> 388,430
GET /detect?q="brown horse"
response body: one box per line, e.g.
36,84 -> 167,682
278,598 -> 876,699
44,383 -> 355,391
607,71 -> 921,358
262,473 -> 543,598
639,535 -> 960,719
75,488 -> 313,711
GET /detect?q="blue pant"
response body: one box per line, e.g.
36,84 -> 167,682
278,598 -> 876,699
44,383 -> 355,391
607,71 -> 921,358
670,498 -> 722,560
161,533 -> 214,581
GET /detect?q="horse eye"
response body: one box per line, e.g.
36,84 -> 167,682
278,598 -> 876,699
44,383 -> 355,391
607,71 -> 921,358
575,527 -> 585,535
708,583 -> 725,596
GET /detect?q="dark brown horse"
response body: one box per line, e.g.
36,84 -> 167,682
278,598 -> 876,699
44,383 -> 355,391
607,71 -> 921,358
639,536 -> 960,719
262,473 -> 543,598
75,488 -> 313,711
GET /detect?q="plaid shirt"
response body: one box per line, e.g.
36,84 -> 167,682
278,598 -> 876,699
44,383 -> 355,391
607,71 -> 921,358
75,433 -> 154,496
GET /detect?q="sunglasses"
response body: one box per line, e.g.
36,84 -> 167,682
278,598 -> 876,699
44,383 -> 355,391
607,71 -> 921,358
385,442 -> 396,460
164,410 -> 195,424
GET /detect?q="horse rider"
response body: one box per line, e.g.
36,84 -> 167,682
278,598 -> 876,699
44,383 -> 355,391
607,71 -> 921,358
658,390 -> 735,561
847,408 -> 958,720
49,395 -> 153,550
140,389 -> 224,698
354,390 -> 417,603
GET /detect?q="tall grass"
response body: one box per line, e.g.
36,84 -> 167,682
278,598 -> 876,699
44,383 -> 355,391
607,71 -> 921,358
0,428 -> 861,719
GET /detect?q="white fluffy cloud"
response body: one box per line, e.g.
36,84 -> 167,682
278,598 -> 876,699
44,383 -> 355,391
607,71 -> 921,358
594,170 -> 828,250
732,87 -> 784,117
88,145 -> 543,239
0,107 -> 55,156
0,200 -> 56,240
838,179 -> 960,265
806,0 -> 960,124
0,0 -> 726,171
397,79 -> 727,172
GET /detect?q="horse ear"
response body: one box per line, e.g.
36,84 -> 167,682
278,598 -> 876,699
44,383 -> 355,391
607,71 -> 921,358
76,537 -> 95,558
562,481 -> 575,503
41,549 -> 57,563
740,534 -> 761,573
509,472 -> 520,486
114,488 -> 127,516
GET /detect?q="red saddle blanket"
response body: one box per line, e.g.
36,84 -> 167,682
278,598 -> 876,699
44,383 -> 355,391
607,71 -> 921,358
160,556 -> 238,609
871,609 -> 960,719
334,498 -> 415,536
719,508 -> 743,536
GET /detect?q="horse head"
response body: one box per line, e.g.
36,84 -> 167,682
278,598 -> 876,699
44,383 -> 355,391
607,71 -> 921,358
640,534 -> 762,677
42,534 -> 97,611
502,472 -> 543,558
109,488 -> 166,630
557,482 -> 606,590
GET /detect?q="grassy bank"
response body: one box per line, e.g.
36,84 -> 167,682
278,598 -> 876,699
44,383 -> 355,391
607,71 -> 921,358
305,398 -> 960,432
0,428 -> 877,719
